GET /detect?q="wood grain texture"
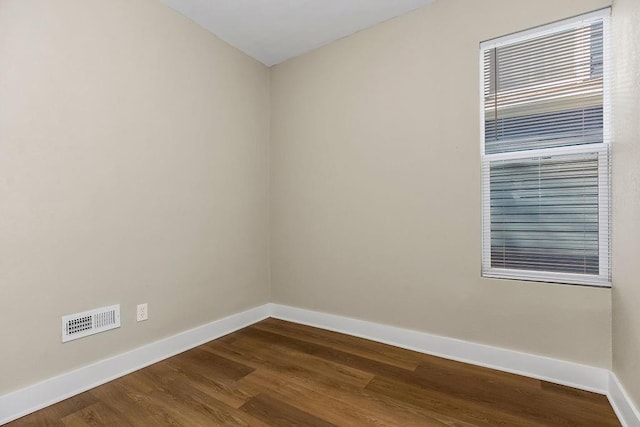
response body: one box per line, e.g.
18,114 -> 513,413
7,318 -> 621,426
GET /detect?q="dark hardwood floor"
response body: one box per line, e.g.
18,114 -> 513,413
7,318 -> 621,426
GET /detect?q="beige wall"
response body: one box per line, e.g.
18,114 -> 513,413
0,0 -> 269,394
270,0 -> 613,368
612,0 -> 640,410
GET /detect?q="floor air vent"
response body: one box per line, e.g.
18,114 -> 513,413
61,304 -> 121,343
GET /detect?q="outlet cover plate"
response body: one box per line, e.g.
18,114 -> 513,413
136,303 -> 148,322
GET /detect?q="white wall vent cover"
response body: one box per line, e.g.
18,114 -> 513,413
61,304 -> 120,343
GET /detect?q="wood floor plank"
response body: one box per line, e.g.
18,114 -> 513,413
8,392 -> 97,427
154,358 -> 260,409
241,393 -> 336,427
6,318 -> 622,426
541,379 -> 614,404
103,375 -> 186,426
120,367 -> 269,427
240,367 -> 455,426
203,335 -> 374,390
171,347 -> 255,381
415,353 -> 542,390
412,361 -> 619,426
88,380 -> 183,426
60,402 -> 132,427
366,375 -> 538,427
252,318 -> 422,370
240,326 -> 415,380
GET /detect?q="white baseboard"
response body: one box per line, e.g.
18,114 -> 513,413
2,302 -> 638,427
0,304 -> 270,425
268,303 -> 610,393
609,372 -> 640,427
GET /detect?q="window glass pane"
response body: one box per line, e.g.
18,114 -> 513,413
490,153 -> 599,275
484,22 -> 604,155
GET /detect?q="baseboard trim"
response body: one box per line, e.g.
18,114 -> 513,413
608,372 -> 640,427
2,302 -> 638,426
268,303 -> 610,394
0,304 -> 270,425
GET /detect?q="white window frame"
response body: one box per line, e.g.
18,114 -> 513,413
480,9 -> 611,287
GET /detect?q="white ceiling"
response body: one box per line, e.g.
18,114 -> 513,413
160,0 -> 436,66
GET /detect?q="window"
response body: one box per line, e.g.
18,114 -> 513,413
480,9 -> 611,287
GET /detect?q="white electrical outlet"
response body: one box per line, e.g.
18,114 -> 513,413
136,303 -> 148,322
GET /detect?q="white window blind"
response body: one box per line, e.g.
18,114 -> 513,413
481,9 -> 611,287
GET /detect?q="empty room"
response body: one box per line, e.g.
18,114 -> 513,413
1,0 -> 639,425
